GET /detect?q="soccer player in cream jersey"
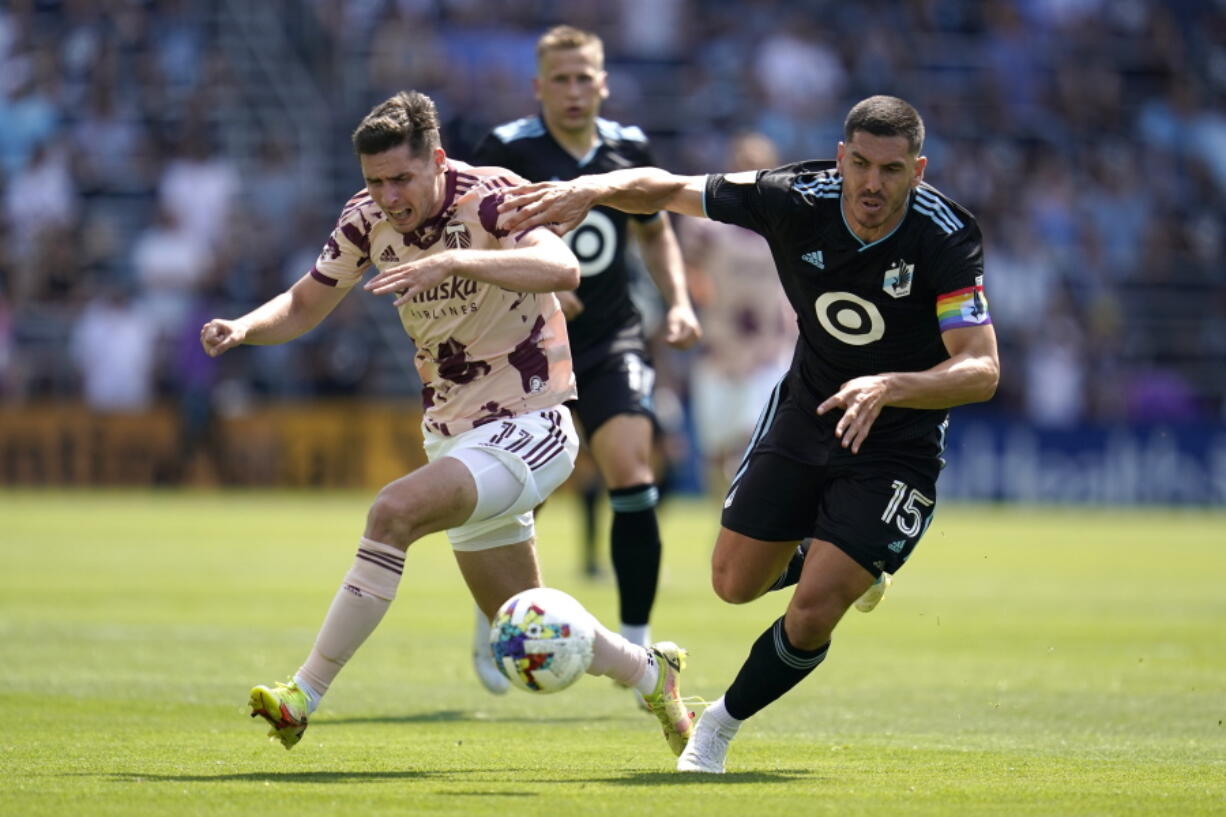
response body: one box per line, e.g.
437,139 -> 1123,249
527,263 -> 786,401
200,91 -> 695,757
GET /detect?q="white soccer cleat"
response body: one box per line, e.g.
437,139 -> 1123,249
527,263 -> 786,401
854,571 -> 892,613
472,604 -> 510,695
676,709 -> 736,773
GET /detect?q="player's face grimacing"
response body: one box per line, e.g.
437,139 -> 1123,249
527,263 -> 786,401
534,45 -> 608,135
836,131 -> 927,244
359,143 -> 447,234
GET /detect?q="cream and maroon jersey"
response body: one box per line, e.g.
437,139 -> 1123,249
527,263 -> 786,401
310,160 -> 577,437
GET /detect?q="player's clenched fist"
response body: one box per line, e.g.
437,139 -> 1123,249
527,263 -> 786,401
200,319 -> 247,357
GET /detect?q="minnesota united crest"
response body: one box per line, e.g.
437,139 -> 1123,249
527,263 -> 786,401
444,221 -> 472,249
883,258 -> 914,298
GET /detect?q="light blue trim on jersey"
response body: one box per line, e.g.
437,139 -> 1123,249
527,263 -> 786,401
846,192 -> 910,251
595,117 -> 647,144
701,175 -> 713,219
935,416 -> 949,470
913,186 -> 964,235
492,116 -> 546,143
793,175 -> 840,201
579,118 -> 648,167
576,143 -> 601,167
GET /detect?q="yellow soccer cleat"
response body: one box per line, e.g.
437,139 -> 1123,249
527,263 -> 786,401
642,642 -> 696,756
248,680 -> 310,749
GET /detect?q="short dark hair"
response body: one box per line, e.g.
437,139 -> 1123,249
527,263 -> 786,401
844,95 -> 925,155
352,90 -> 441,157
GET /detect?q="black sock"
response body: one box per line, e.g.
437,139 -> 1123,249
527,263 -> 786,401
581,477 -> 601,576
767,540 -> 810,592
608,484 -> 661,626
723,616 -> 830,720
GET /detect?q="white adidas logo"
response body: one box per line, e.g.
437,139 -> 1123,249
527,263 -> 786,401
802,250 -> 824,269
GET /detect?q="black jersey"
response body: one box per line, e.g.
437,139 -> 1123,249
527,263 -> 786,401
704,160 -> 990,443
472,115 -> 659,369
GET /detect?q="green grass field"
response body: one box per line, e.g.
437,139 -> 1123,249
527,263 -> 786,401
1,491 -> 1223,816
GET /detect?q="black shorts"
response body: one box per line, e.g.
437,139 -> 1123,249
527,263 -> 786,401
721,387 -> 943,577
568,349 -> 656,437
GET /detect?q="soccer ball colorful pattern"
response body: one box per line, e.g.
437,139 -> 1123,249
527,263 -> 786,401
489,587 -> 596,693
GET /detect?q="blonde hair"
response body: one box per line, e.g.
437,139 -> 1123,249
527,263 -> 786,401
535,25 -> 604,69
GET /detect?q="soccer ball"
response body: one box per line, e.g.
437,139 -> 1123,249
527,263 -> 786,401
489,587 -> 596,694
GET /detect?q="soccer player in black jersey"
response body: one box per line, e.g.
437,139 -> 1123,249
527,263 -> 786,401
467,25 -> 701,682
498,96 -> 1000,773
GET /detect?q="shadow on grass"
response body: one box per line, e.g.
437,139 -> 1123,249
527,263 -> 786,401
103,770 -> 430,784
607,770 -> 811,785
95,768 -> 810,787
434,790 -> 538,798
318,709 -> 618,726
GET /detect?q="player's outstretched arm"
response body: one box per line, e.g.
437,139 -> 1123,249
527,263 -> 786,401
200,273 -> 349,357
366,228 -> 579,306
499,169 -> 707,235
817,324 -> 999,453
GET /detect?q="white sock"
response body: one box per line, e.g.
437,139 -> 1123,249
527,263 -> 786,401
292,674 -> 322,714
704,696 -> 744,732
619,623 -> 650,648
632,651 -> 661,697
295,538 -> 405,709
586,621 -> 659,694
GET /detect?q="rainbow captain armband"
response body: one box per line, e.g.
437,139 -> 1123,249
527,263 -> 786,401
936,283 -> 991,331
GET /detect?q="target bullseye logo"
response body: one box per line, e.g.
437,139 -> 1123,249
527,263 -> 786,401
566,209 -> 617,277
815,292 -> 885,345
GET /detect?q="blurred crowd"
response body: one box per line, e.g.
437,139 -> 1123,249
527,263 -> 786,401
1,0 -> 1223,448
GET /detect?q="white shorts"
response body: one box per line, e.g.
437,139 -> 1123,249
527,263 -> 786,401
422,406 -> 579,551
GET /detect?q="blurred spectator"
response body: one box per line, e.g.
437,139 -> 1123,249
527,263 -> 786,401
3,137 -> 77,285
0,55 -> 60,175
751,16 -> 845,158
132,205 -> 214,340
71,78 -> 147,193
69,284 -> 158,412
157,131 -> 239,248
1022,311 -> 1086,429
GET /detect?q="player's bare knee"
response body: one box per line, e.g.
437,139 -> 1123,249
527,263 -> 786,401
711,565 -> 759,604
365,487 -> 421,549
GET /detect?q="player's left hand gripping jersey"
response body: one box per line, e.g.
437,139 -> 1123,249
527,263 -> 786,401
704,160 -> 991,443
311,160 -> 577,436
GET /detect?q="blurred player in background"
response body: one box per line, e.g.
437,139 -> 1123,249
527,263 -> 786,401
468,26 -> 701,687
200,90 -> 694,757
498,95 -> 999,773
680,132 -> 797,494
